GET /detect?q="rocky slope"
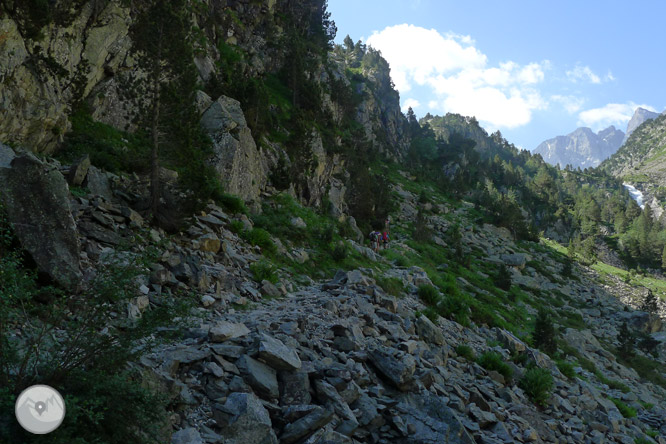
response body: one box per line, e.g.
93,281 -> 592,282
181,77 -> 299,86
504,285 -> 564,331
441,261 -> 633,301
602,113 -> 666,186
533,126 -> 624,169
3,141 -> 666,443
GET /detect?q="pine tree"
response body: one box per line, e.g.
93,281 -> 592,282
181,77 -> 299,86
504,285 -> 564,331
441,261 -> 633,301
617,322 -> 635,357
533,309 -> 557,355
494,263 -> 512,291
641,289 -> 659,315
661,244 -> 666,270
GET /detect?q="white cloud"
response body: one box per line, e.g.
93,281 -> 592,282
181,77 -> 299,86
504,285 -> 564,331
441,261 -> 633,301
365,24 -> 548,129
551,95 -> 585,114
578,102 -> 657,130
402,98 -> 421,112
566,64 -> 603,84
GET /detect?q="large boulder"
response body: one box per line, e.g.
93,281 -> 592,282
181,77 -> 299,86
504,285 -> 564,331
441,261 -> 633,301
252,334 -> 302,371
0,149 -> 81,289
368,346 -> 416,391
200,95 -> 267,202
213,392 -> 278,444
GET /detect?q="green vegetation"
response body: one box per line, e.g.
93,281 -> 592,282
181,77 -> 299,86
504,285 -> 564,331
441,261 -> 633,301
556,360 -> 576,380
376,276 -> 405,297
455,345 -> 475,361
477,351 -> 513,381
533,309 -> 557,355
0,206 -> 187,443
610,398 -> 637,418
250,260 -> 279,284
241,228 -> 277,254
519,367 -> 554,407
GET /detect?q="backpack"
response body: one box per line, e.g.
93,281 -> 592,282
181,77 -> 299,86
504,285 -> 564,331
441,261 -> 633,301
382,232 -> 389,242
369,231 -> 377,242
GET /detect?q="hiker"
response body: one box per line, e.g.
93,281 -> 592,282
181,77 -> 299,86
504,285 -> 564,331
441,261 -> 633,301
369,230 -> 380,252
381,230 -> 389,249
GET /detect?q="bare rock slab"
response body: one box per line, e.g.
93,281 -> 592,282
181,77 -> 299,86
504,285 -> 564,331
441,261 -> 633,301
253,333 -> 302,371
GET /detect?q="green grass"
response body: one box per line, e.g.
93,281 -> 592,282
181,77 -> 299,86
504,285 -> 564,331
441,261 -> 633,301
455,345 -> 475,361
376,276 -> 405,297
250,260 -> 278,284
610,398 -> 637,418
477,351 -> 513,381
556,360 -> 576,380
520,367 -> 554,407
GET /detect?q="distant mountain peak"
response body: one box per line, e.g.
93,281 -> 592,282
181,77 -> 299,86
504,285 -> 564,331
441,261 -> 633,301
623,107 -> 660,144
534,125 -> 624,169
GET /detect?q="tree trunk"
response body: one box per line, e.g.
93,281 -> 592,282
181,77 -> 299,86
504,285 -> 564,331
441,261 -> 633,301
150,25 -> 164,222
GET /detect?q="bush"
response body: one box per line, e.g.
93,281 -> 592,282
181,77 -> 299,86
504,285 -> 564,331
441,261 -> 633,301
241,228 -> 277,254
228,220 -> 245,234
477,351 -> 513,381
455,345 -> 475,361
218,193 -> 248,215
519,367 -> 554,407
556,360 -> 576,379
250,260 -> 278,284
418,284 -> 440,305
610,398 -> 637,418
376,276 -> 405,297
330,241 -> 348,262
0,247 -> 186,443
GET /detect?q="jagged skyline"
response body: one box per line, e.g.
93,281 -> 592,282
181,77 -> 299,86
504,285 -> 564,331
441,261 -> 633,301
329,0 -> 666,150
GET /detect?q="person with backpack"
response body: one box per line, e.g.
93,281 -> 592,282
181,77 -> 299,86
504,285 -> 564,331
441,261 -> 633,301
369,230 -> 380,252
381,230 -> 389,249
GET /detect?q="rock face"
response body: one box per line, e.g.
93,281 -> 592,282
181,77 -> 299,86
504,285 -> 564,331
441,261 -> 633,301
623,107 -> 660,144
534,126 -> 625,169
0,150 -> 81,288
201,95 -> 267,202
0,3 -> 134,152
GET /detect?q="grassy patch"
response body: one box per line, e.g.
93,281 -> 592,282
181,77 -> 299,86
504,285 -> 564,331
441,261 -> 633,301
477,351 -> 513,381
376,276 -> 405,297
610,397 -> 637,418
520,367 -> 554,407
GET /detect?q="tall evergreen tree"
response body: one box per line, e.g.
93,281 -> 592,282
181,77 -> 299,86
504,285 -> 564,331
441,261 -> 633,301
617,322 -> 635,357
533,309 -> 557,355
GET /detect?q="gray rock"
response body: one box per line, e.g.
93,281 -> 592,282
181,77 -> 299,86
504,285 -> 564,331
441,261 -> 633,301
280,406 -> 334,444
201,95 -> 266,201
213,392 -> 278,444
500,253 -> 528,268
495,328 -> 527,354
0,143 -> 15,168
253,334 -> 302,371
209,321 -> 250,343
416,314 -> 445,345
68,154 -> 91,186
171,428 -> 203,444
279,370 -> 312,406
394,393 -> 476,443
368,346 -> 416,391
260,280 -> 281,298
237,355 -> 279,399
0,153 -> 81,289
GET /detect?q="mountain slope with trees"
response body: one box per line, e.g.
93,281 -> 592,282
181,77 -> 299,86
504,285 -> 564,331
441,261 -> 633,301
1,1 -> 666,443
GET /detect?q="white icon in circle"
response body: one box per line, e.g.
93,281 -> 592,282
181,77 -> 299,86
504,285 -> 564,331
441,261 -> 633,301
15,385 -> 66,434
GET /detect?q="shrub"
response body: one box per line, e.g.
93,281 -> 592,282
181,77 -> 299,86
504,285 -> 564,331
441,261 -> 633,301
0,248 -> 186,443
250,260 -> 278,284
418,284 -> 440,305
533,309 -> 557,355
519,367 -> 554,407
376,276 -> 405,297
330,241 -> 348,262
218,193 -> 248,215
228,220 -> 245,234
477,351 -> 513,381
617,321 -> 635,357
241,228 -> 277,254
455,345 -> 475,361
556,360 -> 576,380
610,398 -> 637,418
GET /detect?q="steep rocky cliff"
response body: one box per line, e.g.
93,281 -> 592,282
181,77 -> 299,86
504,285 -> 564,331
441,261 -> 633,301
0,0 -> 408,213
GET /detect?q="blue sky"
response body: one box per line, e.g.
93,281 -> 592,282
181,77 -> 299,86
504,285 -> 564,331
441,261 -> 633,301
327,0 -> 665,150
